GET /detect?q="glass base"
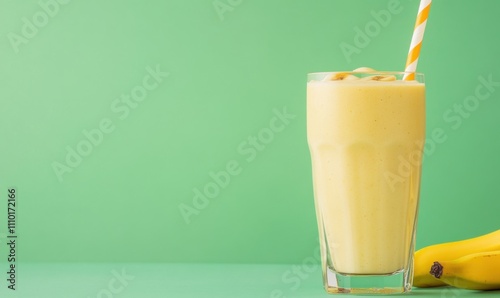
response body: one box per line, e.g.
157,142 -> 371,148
324,268 -> 412,295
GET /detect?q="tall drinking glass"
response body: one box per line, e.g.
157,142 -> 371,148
307,71 -> 425,294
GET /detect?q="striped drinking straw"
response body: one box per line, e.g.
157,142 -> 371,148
404,0 -> 432,80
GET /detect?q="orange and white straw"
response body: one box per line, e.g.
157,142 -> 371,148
404,0 -> 432,80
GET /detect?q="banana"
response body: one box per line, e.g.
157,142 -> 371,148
429,250 -> 500,290
353,67 -> 375,72
360,75 -> 396,81
323,72 -> 358,81
413,229 -> 500,287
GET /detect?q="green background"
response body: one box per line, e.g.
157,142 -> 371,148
1,0 -> 500,268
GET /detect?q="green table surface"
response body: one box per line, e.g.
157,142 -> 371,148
0,263 -> 498,298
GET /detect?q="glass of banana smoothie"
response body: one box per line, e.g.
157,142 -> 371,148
307,69 -> 425,294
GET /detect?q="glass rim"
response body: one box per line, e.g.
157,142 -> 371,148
308,71 -> 424,76
307,71 -> 425,83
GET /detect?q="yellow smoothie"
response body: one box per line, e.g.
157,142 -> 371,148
307,75 -> 425,274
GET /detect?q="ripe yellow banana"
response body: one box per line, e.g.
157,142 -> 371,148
413,229 -> 500,287
429,250 -> 500,290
